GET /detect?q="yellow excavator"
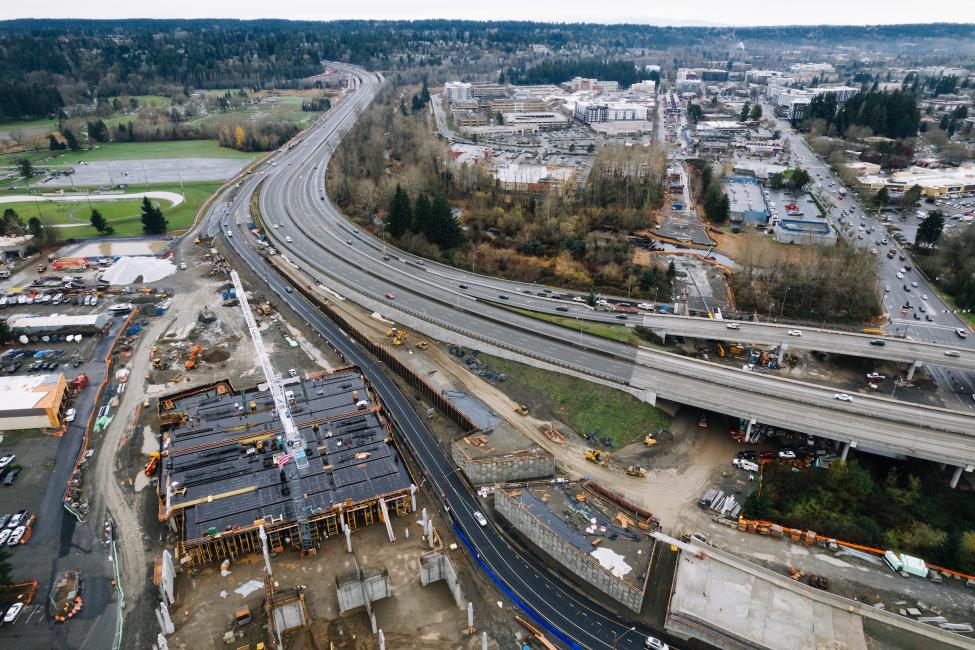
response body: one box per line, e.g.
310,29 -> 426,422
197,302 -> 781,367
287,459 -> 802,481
584,449 -> 611,466
514,405 -> 529,416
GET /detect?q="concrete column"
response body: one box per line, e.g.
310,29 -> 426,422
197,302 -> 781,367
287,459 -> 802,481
404,526 -> 410,539
421,507 -> 428,531
482,632 -> 488,650
744,419 -> 755,443
427,519 -> 435,549
467,602 -> 474,633
642,387 -> 657,406
840,441 -> 851,462
907,359 -> 920,381
370,611 -> 377,634
777,344 -> 786,364
378,630 -> 386,650
410,484 -> 417,512
343,524 -> 352,553
951,466 -> 964,489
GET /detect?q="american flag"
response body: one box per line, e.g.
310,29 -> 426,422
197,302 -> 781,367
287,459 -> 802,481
276,453 -> 293,469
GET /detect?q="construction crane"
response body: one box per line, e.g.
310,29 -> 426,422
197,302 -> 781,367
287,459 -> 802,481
229,271 -> 315,554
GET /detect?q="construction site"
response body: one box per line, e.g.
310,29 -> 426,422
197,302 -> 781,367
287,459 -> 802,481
156,368 -> 416,567
494,480 -> 658,613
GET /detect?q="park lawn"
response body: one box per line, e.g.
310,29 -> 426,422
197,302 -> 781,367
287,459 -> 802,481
66,141 -> 256,162
0,117 -> 58,133
479,352 -> 668,448
107,95 -> 171,108
2,180 -> 220,239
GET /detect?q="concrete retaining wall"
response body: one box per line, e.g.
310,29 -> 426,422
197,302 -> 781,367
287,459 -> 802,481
450,442 -> 555,485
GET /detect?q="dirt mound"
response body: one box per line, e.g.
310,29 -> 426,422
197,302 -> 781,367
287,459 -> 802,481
202,349 -> 230,363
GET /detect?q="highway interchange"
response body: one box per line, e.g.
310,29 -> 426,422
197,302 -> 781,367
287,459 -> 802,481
207,60 -> 975,650
222,64 -> 975,471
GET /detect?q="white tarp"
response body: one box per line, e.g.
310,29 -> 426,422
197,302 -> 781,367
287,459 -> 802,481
101,257 -> 176,285
590,546 -> 633,579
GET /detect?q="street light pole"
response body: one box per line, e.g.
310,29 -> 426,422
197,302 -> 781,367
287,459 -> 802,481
612,626 -> 637,650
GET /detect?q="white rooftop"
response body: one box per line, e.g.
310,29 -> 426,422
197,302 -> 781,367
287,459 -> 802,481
0,374 -> 61,411
8,313 -> 107,329
101,257 -> 177,284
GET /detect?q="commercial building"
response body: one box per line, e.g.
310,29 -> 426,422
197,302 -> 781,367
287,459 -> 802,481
0,234 -> 34,260
470,83 -> 508,100
492,163 -> 576,193
495,480 -> 657,612
501,111 -> 569,130
157,370 -> 416,568
630,80 -> 657,94
574,100 -> 649,124
565,77 -> 619,93
723,178 -> 769,226
675,69 -> 704,94
857,165 -> 975,198
443,81 -> 473,103
0,373 -> 69,430
488,98 -> 549,113
768,84 -> 860,121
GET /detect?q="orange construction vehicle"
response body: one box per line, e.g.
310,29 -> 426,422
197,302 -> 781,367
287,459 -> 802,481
184,343 -> 204,370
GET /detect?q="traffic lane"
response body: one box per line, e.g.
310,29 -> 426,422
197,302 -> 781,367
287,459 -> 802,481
272,190 -> 975,437
224,233 -> 659,650
634,366 -> 975,464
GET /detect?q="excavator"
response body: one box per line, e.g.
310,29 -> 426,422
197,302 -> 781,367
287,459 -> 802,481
584,449 -> 611,466
184,343 -> 204,370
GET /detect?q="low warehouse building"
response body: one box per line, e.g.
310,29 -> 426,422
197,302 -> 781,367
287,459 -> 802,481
7,313 -> 111,335
0,373 -> 69,430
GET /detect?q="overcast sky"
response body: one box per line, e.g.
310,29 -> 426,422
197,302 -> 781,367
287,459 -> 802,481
3,1 -> 975,26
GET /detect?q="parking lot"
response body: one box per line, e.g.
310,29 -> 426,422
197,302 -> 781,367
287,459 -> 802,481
0,430 -> 59,553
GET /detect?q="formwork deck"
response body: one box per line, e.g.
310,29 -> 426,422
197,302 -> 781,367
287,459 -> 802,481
161,370 -> 413,541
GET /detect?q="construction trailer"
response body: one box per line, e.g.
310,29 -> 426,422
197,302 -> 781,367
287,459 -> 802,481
156,370 -> 417,568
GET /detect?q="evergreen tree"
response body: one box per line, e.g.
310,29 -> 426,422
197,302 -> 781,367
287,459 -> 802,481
140,197 -> 168,234
27,216 -> 42,239
739,103 -> 750,121
749,104 -> 763,120
387,184 -> 412,237
915,210 -> 945,249
62,128 -> 79,151
47,133 -> 65,151
427,194 -> 462,249
1,209 -> 25,236
16,159 -> 33,179
90,208 -> 107,233
412,193 -> 433,236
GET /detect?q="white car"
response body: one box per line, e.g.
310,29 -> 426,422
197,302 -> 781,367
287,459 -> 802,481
956,328 -> 969,339
645,637 -> 669,650
285,236 -> 293,243
273,224 -> 279,229
834,393 -> 853,401
637,303 -> 654,311
725,323 -> 740,330
572,296 -> 586,303
922,294 -> 928,301
787,329 -> 802,337
65,408 -> 76,423
473,511 -> 488,527
288,368 -> 298,378
0,529 -> 9,545
90,296 -> 98,306
7,526 -> 24,545
945,350 -> 961,358
911,282 -> 918,288
896,272 -> 904,279
3,602 -> 23,623
778,450 -> 797,460
0,454 -> 14,469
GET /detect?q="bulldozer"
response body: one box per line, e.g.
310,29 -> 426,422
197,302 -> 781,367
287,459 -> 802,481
644,433 -> 658,447
514,405 -> 529,416
184,343 -> 204,370
584,449 -> 610,466
626,466 -> 647,478
415,341 -> 429,351
392,331 -> 407,346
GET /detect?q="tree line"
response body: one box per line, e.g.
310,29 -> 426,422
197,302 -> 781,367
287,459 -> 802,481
505,59 -> 646,88
805,90 -> 920,140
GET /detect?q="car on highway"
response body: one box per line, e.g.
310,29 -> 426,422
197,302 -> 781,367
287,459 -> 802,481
615,315 -> 628,320
922,294 -> 928,301
645,636 -> 669,650
555,306 -> 568,312
637,302 -> 655,311
884,286 -> 890,293
285,236 -> 293,243
833,393 -> 853,401
725,323 -> 740,330
473,511 -> 488,527
572,296 -> 585,303
869,339 -> 885,346
385,292 -> 396,300
787,329 -> 802,337
346,239 -> 353,245
64,408 -> 76,422
896,272 -> 904,279
284,287 -> 293,294
956,328 -> 969,339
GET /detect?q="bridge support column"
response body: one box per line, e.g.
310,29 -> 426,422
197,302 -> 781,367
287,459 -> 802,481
744,419 -> 756,443
951,466 -> 964,489
906,359 -> 920,381
840,441 -> 854,463
777,344 -> 787,365
642,387 -> 657,406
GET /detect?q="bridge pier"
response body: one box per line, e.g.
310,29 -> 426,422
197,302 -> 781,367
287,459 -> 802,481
951,466 -> 964,489
777,344 -> 787,365
906,359 -> 921,381
840,440 -> 856,463
643,387 -> 657,406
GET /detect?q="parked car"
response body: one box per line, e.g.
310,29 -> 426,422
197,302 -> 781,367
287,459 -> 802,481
0,530 -> 10,545
778,449 -> 797,460
3,602 -> 23,623
64,408 -> 76,422
3,469 -> 20,486
0,454 -> 13,469
7,526 -> 24,545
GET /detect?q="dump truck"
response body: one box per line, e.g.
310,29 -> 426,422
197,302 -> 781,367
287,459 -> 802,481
584,449 -> 610,465
626,466 -> 647,477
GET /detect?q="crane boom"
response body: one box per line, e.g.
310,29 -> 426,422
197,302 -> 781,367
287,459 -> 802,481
230,270 -> 314,550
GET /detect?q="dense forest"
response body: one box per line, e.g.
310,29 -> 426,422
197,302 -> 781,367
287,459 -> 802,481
917,226 -> 975,311
506,59 -> 648,87
804,90 -> 921,140
2,19 -> 974,120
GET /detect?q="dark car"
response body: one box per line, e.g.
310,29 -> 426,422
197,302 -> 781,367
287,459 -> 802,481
285,287 -> 293,294
3,469 -> 20,486
615,314 -> 628,320
498,295 -> 508,300
459,284 -> 469,290
869,339 -> 885,346
555,306 -> 568,312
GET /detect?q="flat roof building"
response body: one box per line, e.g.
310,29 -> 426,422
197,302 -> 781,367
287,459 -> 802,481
7,313 -> 111,335
0,373 -> 69,430
443,81 -> 473,103
858,165 -> 975,197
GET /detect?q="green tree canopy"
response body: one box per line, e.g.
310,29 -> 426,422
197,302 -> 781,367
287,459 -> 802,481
90,208 -> 107,233
140,196 -> 168,235
915,210 -> 945,249
386,184 -> 412,238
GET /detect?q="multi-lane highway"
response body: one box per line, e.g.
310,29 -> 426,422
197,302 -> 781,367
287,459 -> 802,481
214,149 -> 670,650
234,64 -> 975,472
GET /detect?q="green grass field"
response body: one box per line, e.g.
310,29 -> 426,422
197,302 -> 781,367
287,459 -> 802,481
0,117 -> 58,133
479,352 -> 668,448
0,140 -> 255,171
504,305 -> 648,346
0,180 -> 220,239
107,95 -> 171,108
